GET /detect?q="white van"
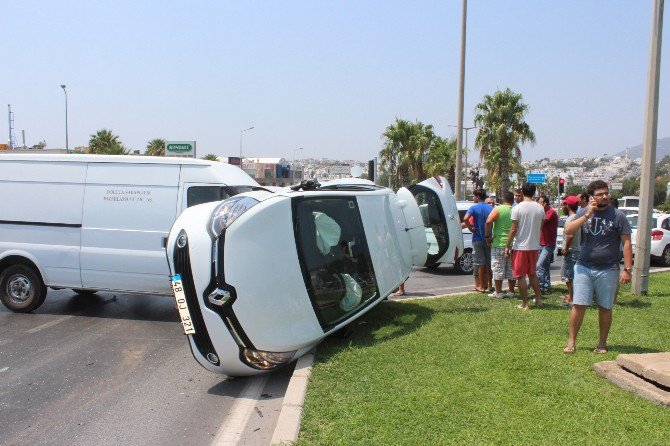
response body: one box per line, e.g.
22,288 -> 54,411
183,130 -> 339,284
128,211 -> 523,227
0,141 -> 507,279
0,154 -> 260,312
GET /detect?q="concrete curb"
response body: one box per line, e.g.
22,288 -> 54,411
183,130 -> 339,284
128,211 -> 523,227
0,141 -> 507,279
270,351 -> 315,445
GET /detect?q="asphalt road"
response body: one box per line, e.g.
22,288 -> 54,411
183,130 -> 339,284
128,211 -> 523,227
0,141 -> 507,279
0,290 -> 292,446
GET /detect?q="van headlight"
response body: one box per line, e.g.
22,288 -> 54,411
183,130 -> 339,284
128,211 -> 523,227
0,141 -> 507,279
241,348 -> 296,370
209,196 -> 259,237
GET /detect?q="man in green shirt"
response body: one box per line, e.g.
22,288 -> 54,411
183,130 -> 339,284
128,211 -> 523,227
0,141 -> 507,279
485,191 -> 516,298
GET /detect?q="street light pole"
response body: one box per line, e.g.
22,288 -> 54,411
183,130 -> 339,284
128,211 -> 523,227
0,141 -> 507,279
454,0 -> 468,200
60,84 -> 69,154
239,126 -> 255,159
449,124 -> 477,198
291,147 -> 303,184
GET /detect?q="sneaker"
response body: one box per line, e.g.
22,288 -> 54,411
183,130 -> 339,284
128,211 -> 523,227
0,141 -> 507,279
505,291 -> 515,299
488,292 -> 505,299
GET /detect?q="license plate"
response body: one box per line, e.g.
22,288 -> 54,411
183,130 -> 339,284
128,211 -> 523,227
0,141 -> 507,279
170,274 -> 196,335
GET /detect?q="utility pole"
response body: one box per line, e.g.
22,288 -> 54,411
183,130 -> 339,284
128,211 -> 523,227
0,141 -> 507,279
633,0 -> 664,295
454,0 -> 467,200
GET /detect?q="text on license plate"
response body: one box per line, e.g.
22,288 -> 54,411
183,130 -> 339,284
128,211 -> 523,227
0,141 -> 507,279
170,274 -> 196,335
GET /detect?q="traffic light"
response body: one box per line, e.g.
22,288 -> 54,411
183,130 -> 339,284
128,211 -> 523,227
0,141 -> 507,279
559,177 -> 565,194
368,159 -> 375,182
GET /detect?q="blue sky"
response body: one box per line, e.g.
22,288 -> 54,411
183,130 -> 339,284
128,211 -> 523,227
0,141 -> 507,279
2,1 -> 668,162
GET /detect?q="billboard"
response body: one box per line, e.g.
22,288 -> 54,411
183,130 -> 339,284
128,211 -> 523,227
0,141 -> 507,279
165,141 -> 196,158
329,165 -> 351,175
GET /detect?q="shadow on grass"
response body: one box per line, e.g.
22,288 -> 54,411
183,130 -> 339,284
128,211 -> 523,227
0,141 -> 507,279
607,344 -> 663,354
319,300 -> 436,354
617,299 -> 652,308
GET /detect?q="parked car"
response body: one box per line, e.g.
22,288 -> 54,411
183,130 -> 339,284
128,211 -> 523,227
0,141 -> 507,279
619,206 -> 663,216
627,213 -> 670,266
166,177 -> 463,375
453,201 -> 475,274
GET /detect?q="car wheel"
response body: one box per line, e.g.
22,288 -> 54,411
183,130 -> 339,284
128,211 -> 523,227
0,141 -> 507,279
454,249 -> 474,275
424,263 -> 441,269
72,289 -> 99,296
0,265 -> 47,313
662,245 -> 670,267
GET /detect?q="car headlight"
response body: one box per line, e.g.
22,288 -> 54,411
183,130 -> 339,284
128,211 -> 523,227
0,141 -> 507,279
209,196 -> 259,237
241,348 -> 296,370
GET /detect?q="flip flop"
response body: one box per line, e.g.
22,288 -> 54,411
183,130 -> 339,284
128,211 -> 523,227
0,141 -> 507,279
516,304 -> 530,311
392,291 -> 405,297
594,345 -> 608,354
564,344 -> 576,354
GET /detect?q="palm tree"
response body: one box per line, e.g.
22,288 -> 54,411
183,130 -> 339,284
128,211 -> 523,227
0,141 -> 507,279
88,129 -> 129,155
380,119 -> 439,188
425,136 -> 457,185
474,88 -> 535,194
201,154 -> 219,161
145,138 -> 166,156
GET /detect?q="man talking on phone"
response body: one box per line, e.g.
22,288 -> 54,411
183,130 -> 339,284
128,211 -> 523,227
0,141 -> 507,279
562,180 -> 632,354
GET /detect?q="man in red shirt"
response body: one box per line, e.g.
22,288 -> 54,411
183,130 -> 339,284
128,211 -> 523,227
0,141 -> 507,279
536,195 -> 558,294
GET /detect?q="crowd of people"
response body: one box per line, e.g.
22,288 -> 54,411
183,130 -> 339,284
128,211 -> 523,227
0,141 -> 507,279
464,180 -> 632,354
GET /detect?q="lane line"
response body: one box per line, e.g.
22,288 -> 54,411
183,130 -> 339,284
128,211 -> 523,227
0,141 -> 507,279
212,374 -> 270,446
26,315 -> 74,334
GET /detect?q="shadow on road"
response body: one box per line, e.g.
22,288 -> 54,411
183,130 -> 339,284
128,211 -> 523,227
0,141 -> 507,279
2,291 -> 180,323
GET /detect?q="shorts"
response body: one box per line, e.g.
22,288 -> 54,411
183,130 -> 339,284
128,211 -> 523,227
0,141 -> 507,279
572,264 -> 619,309
511,249 -> 539,279
472,240 -> 491,267
491,247 -> 514,280
561,250 -> 580,282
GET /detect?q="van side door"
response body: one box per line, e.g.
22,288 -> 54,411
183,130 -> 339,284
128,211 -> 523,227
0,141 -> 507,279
80,163 -> 180,294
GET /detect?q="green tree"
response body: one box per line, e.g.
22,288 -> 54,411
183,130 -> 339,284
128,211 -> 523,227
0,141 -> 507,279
425,136 -> 456,186
474,88 -> 536,195
88,129 -> 129,155
201,154 -> 219,161
145,138 -> 165,156
565,185 -> 585,197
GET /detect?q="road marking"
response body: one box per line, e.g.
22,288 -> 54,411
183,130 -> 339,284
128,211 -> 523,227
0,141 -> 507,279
0,339 -> 12,346
26,315 -> 74,334
0,367 -> 8,373
212,374 -> 269,446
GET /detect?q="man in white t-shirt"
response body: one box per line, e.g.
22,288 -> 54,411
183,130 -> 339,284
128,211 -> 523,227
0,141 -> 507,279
504,182 -> 545,310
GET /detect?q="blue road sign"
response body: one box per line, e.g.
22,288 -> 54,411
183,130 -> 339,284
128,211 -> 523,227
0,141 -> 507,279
527,173 -> 546,184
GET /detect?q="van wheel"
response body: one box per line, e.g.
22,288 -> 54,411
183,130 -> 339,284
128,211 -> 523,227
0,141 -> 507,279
72,289 -> 98,296
454,249 -> 474,275
0,265 -> 47,313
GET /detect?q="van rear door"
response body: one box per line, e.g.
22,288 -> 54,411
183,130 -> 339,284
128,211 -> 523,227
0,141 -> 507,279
80,163 -> 180,294
407,176 -> 464,267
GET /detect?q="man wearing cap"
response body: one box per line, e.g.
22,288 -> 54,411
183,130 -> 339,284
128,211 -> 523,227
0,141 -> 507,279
560,196 -> 581,306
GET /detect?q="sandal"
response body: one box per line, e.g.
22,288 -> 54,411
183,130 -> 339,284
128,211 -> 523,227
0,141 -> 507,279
594,345 -> 608,354
564,344 -> 576,354
516,304 -> 530,311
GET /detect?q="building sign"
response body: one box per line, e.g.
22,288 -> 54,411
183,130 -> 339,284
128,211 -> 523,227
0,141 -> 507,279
611,182 -> 623,190
228,157 -> 241,166
526,173 -> 546,184
165,141 -> 196,158
0,144 -> 9,151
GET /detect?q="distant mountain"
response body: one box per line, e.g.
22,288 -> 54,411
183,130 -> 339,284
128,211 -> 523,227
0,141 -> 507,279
615,137 -> 670,159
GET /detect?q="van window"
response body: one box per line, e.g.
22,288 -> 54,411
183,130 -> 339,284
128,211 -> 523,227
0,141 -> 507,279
187,186 -> 231,207
293,197 -> 378,329
412,187 -> 449,265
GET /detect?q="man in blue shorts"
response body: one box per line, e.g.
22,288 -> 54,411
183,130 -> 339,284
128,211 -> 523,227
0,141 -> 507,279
464,189 -> 493,292
562,180 -> 632,354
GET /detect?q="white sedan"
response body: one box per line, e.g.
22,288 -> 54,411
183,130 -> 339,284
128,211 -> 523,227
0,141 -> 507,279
628,213 -> 670,266
166,177 -> 462,376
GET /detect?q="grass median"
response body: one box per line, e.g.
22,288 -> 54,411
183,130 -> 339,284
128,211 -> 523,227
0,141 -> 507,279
297,273 -> 670,446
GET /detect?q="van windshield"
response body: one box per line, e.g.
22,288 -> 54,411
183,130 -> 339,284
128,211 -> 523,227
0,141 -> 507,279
186,185 -> 260,208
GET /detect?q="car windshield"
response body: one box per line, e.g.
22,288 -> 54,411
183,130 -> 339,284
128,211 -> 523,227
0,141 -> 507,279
293,197 -> 378,329
627,216 -> 657,229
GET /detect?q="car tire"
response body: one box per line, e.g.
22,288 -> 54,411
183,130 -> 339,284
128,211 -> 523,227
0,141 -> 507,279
0,265 -> 47,313
72,289 -> 99,296
454,249 -> 474,275
662,245 -> 670,267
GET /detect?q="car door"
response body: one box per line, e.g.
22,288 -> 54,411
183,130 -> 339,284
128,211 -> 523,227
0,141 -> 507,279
407,176 -> 464,267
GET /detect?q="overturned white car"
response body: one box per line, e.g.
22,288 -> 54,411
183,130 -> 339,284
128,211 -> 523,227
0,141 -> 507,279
166,177 -> 462,376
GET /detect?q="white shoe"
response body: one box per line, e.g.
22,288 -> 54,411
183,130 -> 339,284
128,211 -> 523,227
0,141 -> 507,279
488,292 -> 505,299
505,291 -> 515,298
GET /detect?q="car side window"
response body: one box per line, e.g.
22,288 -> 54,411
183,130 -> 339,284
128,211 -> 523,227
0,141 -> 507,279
187,186 -> 231,208
663,218 -> 670,230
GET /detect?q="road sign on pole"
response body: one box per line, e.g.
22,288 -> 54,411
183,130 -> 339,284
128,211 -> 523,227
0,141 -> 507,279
526,173 -> 546,184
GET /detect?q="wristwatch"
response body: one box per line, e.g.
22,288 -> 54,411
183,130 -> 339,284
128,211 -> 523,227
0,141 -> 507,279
623,267 -> 632,273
